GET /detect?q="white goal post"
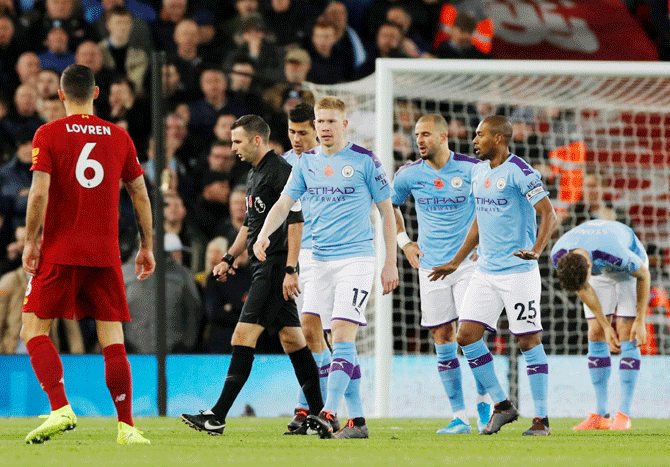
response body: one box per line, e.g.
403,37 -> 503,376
308,59 -> 670,417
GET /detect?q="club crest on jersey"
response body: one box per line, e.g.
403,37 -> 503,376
496,178 -> 506,189
254,196 -> 265,213
484,178 -> 491,189
324,165 -> 334,177
451,176 -> 463,188
342,165 -> 355,178
434,178 -> 445,189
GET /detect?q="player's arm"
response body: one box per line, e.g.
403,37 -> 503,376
253,194 -> 296,261
124,175 -> 155,280
283,221 -> 303,300
213,226 -> 248,282
428,218 -> 479,281
377,198 -> 399,295
514,197 -> 558,260
629,264 -> 651,347
22,170 -> 50,276
394,205 -> 422,269
576,283 -> 620,353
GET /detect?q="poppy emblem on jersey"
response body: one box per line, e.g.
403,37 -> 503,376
342,165 -> 355,178
254,196 -> 265,213
434,178 -> 445,189
247,195 -> 252,208
484,177 -> 491,189
324,165 -> 334,177
451,176 -> 463,188
496,178 -> 506,189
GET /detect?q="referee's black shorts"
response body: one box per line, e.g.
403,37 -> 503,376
238,254 -> 300,334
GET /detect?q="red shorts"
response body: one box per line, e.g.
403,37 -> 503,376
23,262 -> 131,322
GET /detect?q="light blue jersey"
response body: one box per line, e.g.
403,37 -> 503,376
551,220 -> 647,278
392,153 -> 479,268
471,154 -> 549,274
283,142 -> 391,261
282,147 -> 318,249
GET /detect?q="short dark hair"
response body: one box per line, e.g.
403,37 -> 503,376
556,251 -> 590,292
60,64 -> 95,103
453,12 -> 477,34
231,115 -> 270,143
108,5 -> 132,18
289,103 -> 315,126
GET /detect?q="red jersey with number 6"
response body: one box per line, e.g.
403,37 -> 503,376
31,114 -> 144,267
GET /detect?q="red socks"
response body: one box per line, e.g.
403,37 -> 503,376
103,343 -> 133,426
27,335 -> 69,411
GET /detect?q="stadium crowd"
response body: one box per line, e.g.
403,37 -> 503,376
0,0 -> 669,355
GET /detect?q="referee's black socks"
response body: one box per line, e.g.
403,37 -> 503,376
212,345 -> 255,421
289,346 -> 324,415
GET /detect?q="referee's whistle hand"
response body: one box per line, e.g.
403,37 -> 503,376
253,237 -> 269,261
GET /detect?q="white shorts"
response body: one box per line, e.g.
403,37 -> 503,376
459,266 -> 543,336
295,249 -> 315,315
583,274 -> 637,319
312,256 -> 375,331
418,259 -> 475,328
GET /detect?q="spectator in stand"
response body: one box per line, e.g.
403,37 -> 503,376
213,112 -> 237,142
448,117 -> 472,155
192,141 -> 235,239
164,191 -> 208,273
221,0 -> 258,39
25,0 -> 98,53
14,51 -> 41,88
0,129 -> 32,235
227,54 -> 265,109
193,8 -> 231,65
509,107 -> 554,194
151,0 -> 188,54
225,14 -> 283,86
37,26 -> 75,73
434,12 -> 491,59
98,6 -> 148,96
93,0 -> 154,53
75,40 -> 114,118
433,1 -> 493,55
306,19 -> 353,84
1,85 -> 43,146
322,1 -> 367,70
357,22 -> 407,79
162,59 -> 192,108
386,4 -> 433,58
36,69 -> 60,102
201,235 -> 252,354
216,183 -> 248,247
171,18 -> 203,96
411,0 -> 445,49
123,233 -> 202,354
263,48 -> 311,115
0,14 -> 26,89
263,0 -> 308,48
188,66 -> 252,155
107,76 -> 150,160
38,93 -> 66,122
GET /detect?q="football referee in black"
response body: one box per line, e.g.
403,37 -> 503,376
181,115 -> 323,435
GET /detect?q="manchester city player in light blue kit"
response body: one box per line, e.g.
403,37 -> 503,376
281,103 -> 340,435
254,97 -> 398,439
431,115 -> 557,436
393,114 -> 491,434
552,220 -> 649,431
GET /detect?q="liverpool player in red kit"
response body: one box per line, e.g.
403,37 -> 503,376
20,64 -> 155,445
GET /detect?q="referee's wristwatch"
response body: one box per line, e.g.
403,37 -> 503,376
285,265 -> 299,275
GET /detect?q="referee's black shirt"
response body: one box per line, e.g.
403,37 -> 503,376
244,150 -> 303,259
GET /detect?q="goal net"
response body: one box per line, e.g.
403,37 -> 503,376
307,59 -> 670,416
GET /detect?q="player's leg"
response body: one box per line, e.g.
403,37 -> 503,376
504,267 -> 549,436
574,274 -> 616,430
418,267 -> 469,433
279,325 -> 324,420
89,264 -> 149,444
21,264 -> 77,444
611,275 -> 641,430
452,264 -> 491,432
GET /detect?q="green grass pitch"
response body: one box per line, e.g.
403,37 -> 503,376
1,417 -> 668,467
